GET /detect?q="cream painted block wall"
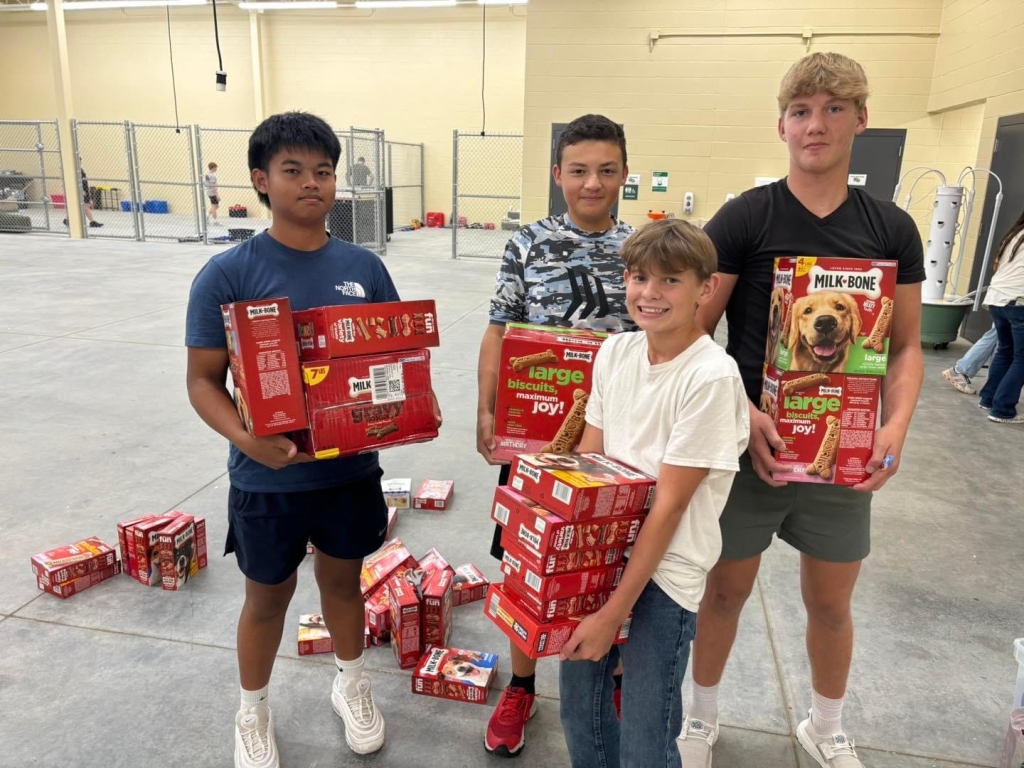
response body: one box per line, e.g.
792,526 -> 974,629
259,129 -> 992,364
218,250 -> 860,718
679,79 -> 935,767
521,0 -> 946,226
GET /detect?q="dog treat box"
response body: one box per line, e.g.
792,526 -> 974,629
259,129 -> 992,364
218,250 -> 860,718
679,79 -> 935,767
298,349 -> 438,459
293,300 -> 438,361
760,366 -> 882,486
492,324 -> 609,462
500,538 -> 624,602
221,298 -> 308,437
767,257 -> 898,376
451,564 -> 489,606
31,537 -> 118,588
412,646 -> 498,705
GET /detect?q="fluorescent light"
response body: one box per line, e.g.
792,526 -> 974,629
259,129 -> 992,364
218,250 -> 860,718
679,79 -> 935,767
478,0 -> 527,4
354,0 -> 456,8
32,0 -> 204,8
239,0 -> 337,7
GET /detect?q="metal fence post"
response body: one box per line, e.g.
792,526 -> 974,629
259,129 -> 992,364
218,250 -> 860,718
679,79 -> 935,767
128,122 -> 145,241
451,129 -> 458,260
387,142 -> 393,188
419,142 -> 426,223
195,125 -> 208,244
70,120 -> 87,239
35,122 -> 51,232
187,125 -> 202,241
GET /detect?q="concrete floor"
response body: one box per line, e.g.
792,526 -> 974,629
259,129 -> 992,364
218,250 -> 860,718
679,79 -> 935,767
0,226 -> 1019,768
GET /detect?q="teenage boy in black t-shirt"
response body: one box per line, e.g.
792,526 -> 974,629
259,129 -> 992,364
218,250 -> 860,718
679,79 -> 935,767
679,53 -> 925,768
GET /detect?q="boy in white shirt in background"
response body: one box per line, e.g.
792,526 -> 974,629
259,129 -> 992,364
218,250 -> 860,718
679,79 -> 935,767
558,219 -> 750,768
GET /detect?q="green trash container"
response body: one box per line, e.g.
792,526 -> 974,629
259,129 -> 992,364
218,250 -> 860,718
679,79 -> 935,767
921,299 -> 973,349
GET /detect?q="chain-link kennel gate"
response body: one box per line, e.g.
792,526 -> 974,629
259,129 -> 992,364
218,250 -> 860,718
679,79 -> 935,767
195,126 -> 271,245
451,131 -> 523,259
0,120 -> 67,236
71,120 -> 140,240
385,140 -> 425,230
333,127 -> 387,255
129,124 -> 202,242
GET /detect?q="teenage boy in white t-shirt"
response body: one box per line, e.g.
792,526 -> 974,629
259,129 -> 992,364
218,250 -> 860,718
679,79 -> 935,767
558,219 -> 751,768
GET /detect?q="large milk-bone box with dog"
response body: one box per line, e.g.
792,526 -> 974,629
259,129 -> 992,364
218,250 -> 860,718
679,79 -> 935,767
221,298 -> 309,437
766,257 -> 898,376
760,366 -> 882,486
492,324 -> 608,462
411,647 -> 498,705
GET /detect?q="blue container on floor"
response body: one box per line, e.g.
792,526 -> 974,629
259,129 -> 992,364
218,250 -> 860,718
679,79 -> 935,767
143,200 -> 169,214
120,201 -> 141,212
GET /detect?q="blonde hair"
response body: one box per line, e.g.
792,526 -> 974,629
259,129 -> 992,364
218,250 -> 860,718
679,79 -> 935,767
621,219 -> 717,281
777,52 -> 870,116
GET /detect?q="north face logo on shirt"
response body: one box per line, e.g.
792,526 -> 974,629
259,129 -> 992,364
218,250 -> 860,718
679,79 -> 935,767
335,282 -> 366,298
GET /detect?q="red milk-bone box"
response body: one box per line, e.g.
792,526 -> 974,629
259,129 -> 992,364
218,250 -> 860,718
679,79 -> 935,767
293,300 -> 439,361
412,647 -> 498,705
413,480 -> 454,511
298,349 -> 438,460
221,297 -> 308,438
422,568 -> 454,648
39,560 -> 122,599
158,515 -> 208,591
509,453 -> 656,523
365,585 -> 391,642
297,614 -> 371,656
503,572 -> 613,623
500,528 -> 624,577
501,538 -> 624,602
388,573 -> 423,669
760,366 -> 882,487
451,564 -> 489,606
485,583 -> 630,660
133,512 -> 184,587
491,485 -> 644,555
360,538 -> 418,597
767,257 -> 899,376
492,324 -> 608,462
117,515 -> 155,580
418,548 -> 451,578
31,537 -> 118,588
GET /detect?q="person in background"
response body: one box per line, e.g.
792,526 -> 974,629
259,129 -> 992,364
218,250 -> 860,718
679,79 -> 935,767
942,325 -> 996,394
348,156 -> 373,187
65,164 -> 102,228
205,162 -> 222,226
978,205 -> 1024,424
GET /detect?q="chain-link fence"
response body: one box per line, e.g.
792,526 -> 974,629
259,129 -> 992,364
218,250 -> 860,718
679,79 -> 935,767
195,126 -> 270,245
452,131 -> 522,259
0,120 -> 67,236
70,120 -> 139,239
385,140 -> 424,230
130,124 -> 202,242
332,127 -> 387,255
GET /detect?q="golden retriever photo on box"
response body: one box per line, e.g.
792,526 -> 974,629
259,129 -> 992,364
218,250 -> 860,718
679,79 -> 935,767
787,292 -> 863,373
766,286 -> 788,362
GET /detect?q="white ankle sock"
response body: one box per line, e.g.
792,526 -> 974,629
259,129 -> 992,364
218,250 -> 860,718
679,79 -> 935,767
240,684 -> 268,710
336,654 -> 365,684
688,681 -> 720,724
810,690 -> 845,736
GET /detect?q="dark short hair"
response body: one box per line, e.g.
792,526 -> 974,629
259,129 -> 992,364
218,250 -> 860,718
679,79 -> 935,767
621,219 -> 717,281
248,112 -> 341,208
556,114 -> 627,168
358,156 -> 365,162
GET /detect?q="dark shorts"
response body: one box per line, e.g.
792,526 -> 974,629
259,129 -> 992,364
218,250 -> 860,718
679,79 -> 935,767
208,195 -> 220,205
226,467 -> 388,585
490,464 -> 512,561
719,453 -> 872,563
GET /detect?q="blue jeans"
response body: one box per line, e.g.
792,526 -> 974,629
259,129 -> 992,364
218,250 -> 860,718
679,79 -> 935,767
559,580 -> 697,768
979,303 -> 1024,418
955,325 -> 998,377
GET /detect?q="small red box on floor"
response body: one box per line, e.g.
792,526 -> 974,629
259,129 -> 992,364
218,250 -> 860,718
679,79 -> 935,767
31,537 -> 118,588
425,212 -> 445,228
132,512 -> 184,587
412,647 -> 498,705
509,453 -> 656,522
418,548 -> 451,578
158,515 -> 205,591
365,586 -> 391,643
39,560 -> 122,598
298,349 -> 438,459
297,613 -> 372,655
193,516 -> 208,571
485,583 -> 629,659
500,539 -> 623,602
388,573 -> 423,669
422,568 -> 454,648
360,538 -> 418,597
499,527 -> 624,576
451,564 -> 489,606
413,479 -> 454,511
116,516 -> 155,580
221,297 -> 308,437
503,575 -> 613,623
293,300 -> 439,361
491,486 -> 644,555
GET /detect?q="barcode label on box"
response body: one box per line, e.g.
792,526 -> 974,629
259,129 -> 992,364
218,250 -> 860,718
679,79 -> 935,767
552,481 -> 572,504
488,593 -> 500,617
525,569 -> 541,592
494,503 -> 510,526
370,363 -> 405,404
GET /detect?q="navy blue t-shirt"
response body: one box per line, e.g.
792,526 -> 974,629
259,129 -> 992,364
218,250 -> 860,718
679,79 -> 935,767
185,231 -> 400,493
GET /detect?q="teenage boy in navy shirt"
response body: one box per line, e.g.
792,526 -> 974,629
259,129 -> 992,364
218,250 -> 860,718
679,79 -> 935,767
186,112 -> 438,767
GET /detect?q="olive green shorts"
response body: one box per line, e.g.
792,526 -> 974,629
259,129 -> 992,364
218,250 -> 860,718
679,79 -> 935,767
719,453 -> 872,563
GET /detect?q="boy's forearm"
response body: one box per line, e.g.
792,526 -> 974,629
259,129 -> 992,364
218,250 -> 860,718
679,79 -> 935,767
881,343 -> 924,430
477,325 -> 503,416
188,378 -> 252,447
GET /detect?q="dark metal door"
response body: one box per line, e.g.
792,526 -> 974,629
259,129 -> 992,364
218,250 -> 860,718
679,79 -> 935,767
849,128 -> 906,202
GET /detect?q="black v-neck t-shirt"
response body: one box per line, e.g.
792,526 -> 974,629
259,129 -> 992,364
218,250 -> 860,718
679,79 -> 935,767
704,179 -> 926,403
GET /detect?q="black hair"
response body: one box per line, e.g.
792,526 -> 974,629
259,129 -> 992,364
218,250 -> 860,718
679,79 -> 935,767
248,112 -> 341,208
556,114 -> 627,168
994,204 -> 1024,271
358,156 -> 365,162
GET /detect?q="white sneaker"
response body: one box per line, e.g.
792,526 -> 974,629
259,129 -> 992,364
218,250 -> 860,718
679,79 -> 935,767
234,705 -> 279,768
942,367 -> 976,394
332,672 -> 385,754
677,716 -> 719,767
797,716 -> 863,768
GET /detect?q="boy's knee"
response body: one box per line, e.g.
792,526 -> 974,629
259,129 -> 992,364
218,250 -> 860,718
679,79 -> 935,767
244,581 -> 295,621
704,579 -> 754,617
803,595 -> 851,631
313,561 -> 361,600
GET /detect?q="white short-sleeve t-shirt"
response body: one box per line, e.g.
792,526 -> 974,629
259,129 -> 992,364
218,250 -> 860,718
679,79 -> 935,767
586,332 -> 750,612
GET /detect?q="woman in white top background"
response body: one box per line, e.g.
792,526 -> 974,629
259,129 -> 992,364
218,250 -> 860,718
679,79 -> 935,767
979,205 -> 1024,424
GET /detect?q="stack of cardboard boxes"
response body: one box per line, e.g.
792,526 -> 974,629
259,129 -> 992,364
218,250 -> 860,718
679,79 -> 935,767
117,511 -> 209,589
758,257 -> 898,486
484,453 -> 654,658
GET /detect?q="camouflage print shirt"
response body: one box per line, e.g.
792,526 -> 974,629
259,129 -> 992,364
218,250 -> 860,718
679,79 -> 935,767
488,214 -> 637,333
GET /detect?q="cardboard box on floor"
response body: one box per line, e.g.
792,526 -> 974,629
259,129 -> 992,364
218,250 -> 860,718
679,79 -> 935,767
412,647 -> 498,705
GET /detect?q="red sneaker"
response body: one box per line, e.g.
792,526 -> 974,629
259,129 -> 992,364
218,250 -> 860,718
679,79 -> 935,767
484,686 -> 537,758
614,687 -> 622,720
